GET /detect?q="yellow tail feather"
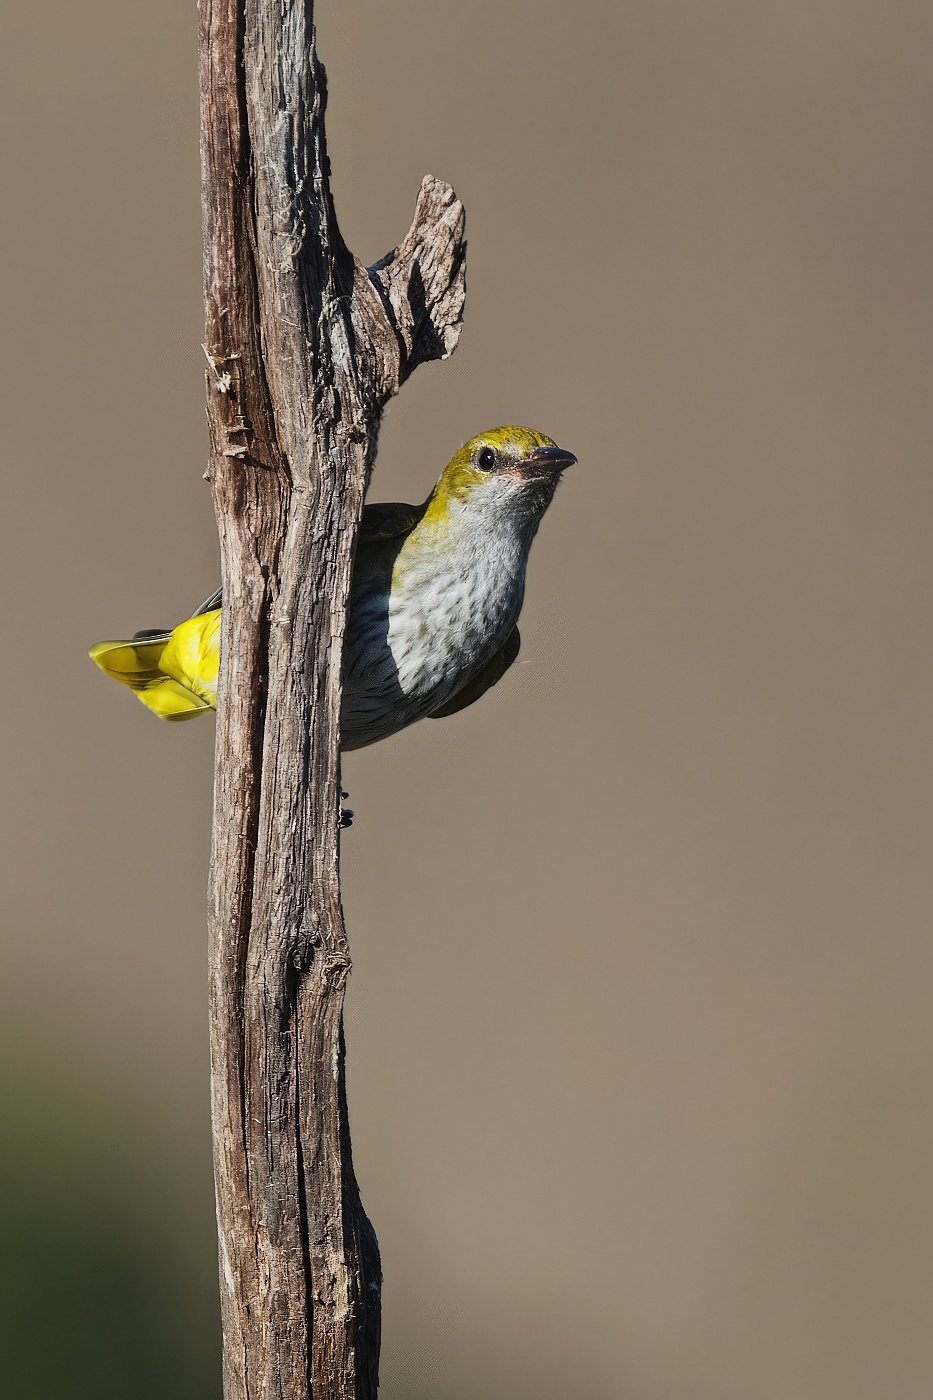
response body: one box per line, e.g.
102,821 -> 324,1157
135,677 -> 215,721
89,610 -> 221,722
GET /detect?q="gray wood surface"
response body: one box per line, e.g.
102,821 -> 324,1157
198,4 -> 466,1394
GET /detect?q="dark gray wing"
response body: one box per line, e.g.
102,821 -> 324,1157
191,504 -> 421,622
428,628 -> 521,719
193,587 -> 223,616
358,500 -> 425,543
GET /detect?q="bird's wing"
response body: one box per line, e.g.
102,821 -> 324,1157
185,508 -> 420,618
358,500 -> 425,543
428,628 -> 521,719
193,586 -> 223,616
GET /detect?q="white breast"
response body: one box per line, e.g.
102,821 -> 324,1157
341,475 -> 548,749
387,497 -> 528,705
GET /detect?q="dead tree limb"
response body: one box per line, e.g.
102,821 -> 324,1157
198,3 -> 466,1395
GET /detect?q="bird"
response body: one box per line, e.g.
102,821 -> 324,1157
89,426 -> 576,751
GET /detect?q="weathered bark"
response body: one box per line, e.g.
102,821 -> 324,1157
198,3 -> 466,1396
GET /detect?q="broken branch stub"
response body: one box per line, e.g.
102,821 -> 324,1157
368,174 -> 468,392
200,3 -> 467,1398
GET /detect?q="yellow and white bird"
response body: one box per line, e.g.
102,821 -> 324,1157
90,426 -> 576,749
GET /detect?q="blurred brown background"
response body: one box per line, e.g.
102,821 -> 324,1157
2,0 -> 932,1395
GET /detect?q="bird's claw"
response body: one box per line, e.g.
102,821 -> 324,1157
340,791 -> 354,829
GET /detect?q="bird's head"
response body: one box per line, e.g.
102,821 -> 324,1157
425,426 -> 577,532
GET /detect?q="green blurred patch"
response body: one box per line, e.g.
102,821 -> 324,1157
0,1072 -> 222,1400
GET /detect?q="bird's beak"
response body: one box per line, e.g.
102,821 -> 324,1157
517,444 -> 578,480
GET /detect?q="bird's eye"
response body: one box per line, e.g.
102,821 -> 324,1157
475,446 -> 496,471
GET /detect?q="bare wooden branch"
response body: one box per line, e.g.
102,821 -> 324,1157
198,2 -> 466,1395
369,175 -> 467,388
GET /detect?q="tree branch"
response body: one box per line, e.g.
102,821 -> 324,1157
369,175 -> 467,388
198,3 -> 466,1395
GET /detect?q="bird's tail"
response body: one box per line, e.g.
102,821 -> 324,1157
89,609 -> 221,722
